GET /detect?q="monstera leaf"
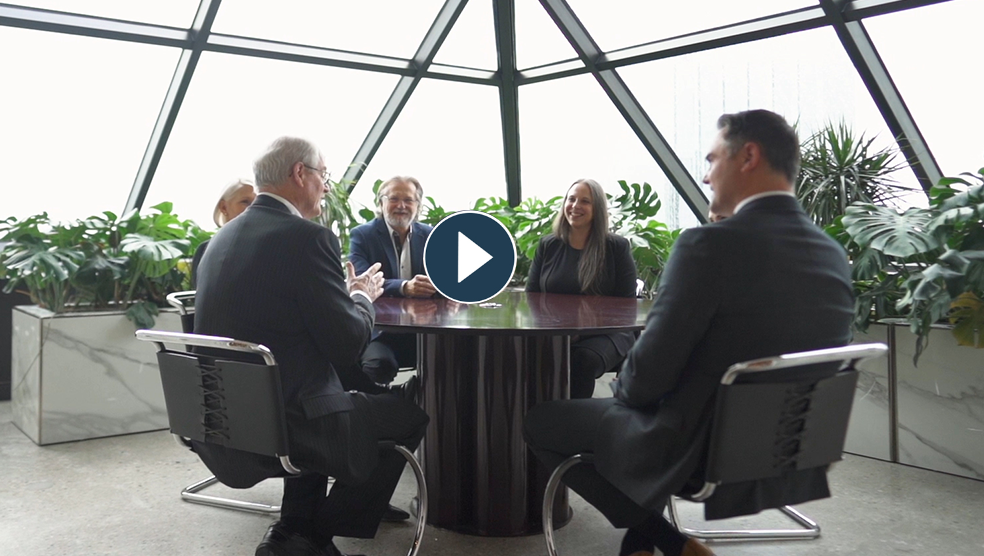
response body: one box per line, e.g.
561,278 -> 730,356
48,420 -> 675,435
950,291 -> 984,348
842,204 -> 940,258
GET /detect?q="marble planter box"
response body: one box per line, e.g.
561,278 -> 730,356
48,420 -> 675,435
845,324 -> 892,462
845,322 -> 984,481
11,305 -> 181,445
895,326 -> 984,481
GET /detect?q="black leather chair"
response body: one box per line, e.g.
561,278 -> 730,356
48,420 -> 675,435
541,342 -> 888,555
136,329 -> 429,556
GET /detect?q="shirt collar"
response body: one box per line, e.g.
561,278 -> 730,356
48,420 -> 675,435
257,192 -> 302,218
733,190 -> 796,215
384,220 -> 413,241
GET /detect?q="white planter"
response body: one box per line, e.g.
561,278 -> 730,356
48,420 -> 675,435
895,325 -> 984,481
845,324 -> 892,461
845,321 -> 984,481
11,305 -> 181,445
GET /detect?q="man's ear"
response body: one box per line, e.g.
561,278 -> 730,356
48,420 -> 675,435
289,162 -> 304,186
739,141 -> 763,173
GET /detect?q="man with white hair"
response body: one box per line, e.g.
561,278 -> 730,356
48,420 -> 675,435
348,176 -> 435,387
195,136 -> 429,556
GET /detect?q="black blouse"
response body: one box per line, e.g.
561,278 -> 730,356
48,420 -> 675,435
526,234 -> 636,297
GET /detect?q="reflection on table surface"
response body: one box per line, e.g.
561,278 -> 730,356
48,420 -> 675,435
373,290 -> 652,334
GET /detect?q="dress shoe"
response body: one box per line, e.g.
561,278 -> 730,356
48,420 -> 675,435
388,374 -> 420,404
680,538 -> 716,556
255,521 -> 328,556
381,502 -> 411,522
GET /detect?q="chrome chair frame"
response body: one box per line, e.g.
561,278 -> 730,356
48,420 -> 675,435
138,329 -> 429,556
541,343 -> 888,554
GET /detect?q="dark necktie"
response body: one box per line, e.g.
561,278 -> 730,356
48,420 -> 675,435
393,231 -> 404,258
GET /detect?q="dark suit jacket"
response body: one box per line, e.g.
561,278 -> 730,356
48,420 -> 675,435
192,194 -> 380,487
348,218 -> 432,297
595,194 -> 854,512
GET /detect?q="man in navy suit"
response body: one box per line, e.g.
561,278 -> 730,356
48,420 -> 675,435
195,137 -> 429,556
524,110 -> 854,556
348,176 -> 435,385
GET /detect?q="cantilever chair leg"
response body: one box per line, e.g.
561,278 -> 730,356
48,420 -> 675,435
542,454 -> 585,556
389,443 -> 429,556
181,475 -> 282,514
665,497 -> 820,541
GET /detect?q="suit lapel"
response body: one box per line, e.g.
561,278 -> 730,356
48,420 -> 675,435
374,219 -> 399,276
410,223 -> 426,276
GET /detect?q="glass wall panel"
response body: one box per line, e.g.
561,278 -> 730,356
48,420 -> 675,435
211,0 -> 444,59
351,79 -> 505,214
865,0 -> 984,177
432,0 -> 496,70
518,73 -> 695,230
567,0 -> 813,53
6,0 -> 199,27
515,0 -> 579,70
618,26 -> 924,212
145,52 -> 400,230
0,27 -> 179,222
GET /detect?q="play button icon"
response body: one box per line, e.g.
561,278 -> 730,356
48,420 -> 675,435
424,211 -> 517,303
457,232 -> 493,283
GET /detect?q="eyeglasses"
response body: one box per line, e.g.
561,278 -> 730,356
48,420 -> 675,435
302,164 -> 331,186
382,195 -> 418,207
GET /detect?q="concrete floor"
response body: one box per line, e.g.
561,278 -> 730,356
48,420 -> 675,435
2,399 -> 983,556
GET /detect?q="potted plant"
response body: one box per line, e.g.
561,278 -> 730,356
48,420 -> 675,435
835,165 -> 984,480
0,203 -> 208,445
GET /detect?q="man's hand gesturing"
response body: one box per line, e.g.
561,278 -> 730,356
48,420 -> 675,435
347,261 -> 384,302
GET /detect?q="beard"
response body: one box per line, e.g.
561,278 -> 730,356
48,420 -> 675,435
385,212 -> 413,230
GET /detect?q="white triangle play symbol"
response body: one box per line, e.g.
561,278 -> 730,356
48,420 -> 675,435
458,231 -> 493,283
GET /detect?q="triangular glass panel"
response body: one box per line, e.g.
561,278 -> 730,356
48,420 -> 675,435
0,26 -> 179,221
566,0 -> 813,54
866,0 -> 984,177
351,79 -> 506,213
431,0 -> 497,71
514,0 -> 581,70
212,0 -> 446,59
7,0 -> 198,27
618,26 -> 923,210
146,52 -> 401,230
518,73 -> 698,230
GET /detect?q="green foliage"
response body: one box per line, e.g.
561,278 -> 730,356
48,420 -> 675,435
797,122 -> 915,228
839,165 -> 984,363
0,203 -> 208,328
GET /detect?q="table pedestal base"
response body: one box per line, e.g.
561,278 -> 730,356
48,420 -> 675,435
419,333 -> 572,536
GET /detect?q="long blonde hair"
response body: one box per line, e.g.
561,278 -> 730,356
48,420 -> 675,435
552,179 -> 609,295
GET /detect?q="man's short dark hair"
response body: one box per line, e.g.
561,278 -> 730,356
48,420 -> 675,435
717,109 -> 800,183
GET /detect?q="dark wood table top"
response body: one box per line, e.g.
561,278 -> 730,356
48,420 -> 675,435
373,290 -> 653,336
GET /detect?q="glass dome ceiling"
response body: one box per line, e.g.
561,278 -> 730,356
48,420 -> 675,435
1,0 -> 980,230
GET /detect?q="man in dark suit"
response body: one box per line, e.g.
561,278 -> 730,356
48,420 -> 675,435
524,110 -> 854,556
195,137 -> 430,556
348,176 -> 435,385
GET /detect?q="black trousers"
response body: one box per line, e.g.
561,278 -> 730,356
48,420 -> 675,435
571,334 -> 626,399
524,397 -> 663,529
361,331 -> 417,384
281,392 -> 429,538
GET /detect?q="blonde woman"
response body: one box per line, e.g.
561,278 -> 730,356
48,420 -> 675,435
526,178 -> 637,398
191,179 -> 257,287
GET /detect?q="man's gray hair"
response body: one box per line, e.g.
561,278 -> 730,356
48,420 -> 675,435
253,136 -> 322,190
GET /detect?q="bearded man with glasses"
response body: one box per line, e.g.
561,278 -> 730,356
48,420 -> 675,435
348,176 -> 435,387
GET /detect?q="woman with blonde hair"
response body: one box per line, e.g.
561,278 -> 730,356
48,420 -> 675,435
527,178 -> 637,398
191,179 -> 257,287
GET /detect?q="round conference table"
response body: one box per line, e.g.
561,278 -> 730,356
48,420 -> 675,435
374,290 -> 653,536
